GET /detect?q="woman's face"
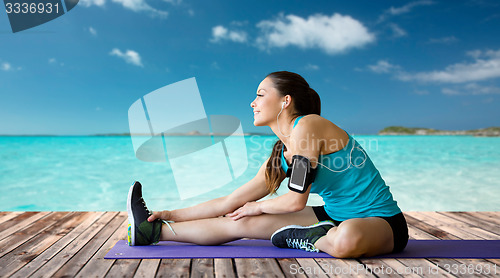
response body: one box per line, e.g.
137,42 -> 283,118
250,77 -> 284,126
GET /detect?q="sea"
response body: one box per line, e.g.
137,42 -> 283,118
1,135 -> 499,212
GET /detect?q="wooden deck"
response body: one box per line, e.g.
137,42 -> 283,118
0,211 -> 499,277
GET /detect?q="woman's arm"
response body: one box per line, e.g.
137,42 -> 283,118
149,158 -> 271,222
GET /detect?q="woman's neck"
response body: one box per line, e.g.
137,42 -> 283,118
269,113 -> 295,146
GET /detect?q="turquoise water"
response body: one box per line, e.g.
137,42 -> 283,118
1,135 -> 499,211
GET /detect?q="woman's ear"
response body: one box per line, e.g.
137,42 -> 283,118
284,95 -> 292,107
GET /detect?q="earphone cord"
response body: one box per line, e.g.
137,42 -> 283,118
315,142 -> 368,173
276,103 -> 291,138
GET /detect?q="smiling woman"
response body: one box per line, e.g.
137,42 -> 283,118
127,71 -> 408,259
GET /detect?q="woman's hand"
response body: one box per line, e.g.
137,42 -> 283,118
148,210 -> 171,222
227,202 -> 262,221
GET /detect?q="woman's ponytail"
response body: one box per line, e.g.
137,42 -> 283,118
265,140 -> 285,194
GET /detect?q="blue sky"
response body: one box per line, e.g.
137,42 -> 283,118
1,0 -> 500,135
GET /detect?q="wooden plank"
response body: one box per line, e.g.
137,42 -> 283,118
28,211 -> 118,278
459,259 -> 500,278
439,212 -> 500,237
315,258 -> 376,278
155,259 -> 191,278
403,212 -> 460,240
483,259 -> 500,276
234,258 -> 284,278
191,258 -> 214,278
0,211 -> 23,225
428,258 -> 499,278
396,258 -> 457,277
465,212 -> 500,226
53,212 -> 126,277
106,258 -> 141,278
359,258 -> 409,278
0,212 -> 91,277
76,213 -> 128,278
408,212 -> 500,277
294,258 -> 329,278
0,211 -> 69,258
419,211 -> 498,240
0,211 -> 51,241
134,259 -> 161,278
10,211 -> 104,278
214,258 -> 236,278
276,258 -> 307,278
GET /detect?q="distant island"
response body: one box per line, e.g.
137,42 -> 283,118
379,126 -> 500,136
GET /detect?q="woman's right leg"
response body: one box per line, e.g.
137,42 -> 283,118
160,206 -> 319,245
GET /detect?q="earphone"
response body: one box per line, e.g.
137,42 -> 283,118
281,101 -> 286,108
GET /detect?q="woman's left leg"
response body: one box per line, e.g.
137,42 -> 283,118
314,217 -> 394,258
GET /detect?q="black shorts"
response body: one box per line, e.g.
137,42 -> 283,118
312,206 -> 409,253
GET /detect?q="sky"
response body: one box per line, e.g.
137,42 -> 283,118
1,0 -> 500,135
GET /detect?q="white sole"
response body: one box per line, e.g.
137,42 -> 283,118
271,221 -> 335,239
126,182 -> 136,246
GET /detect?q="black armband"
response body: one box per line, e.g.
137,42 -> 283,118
286,155 -> 317,194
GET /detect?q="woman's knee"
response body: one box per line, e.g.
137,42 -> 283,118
330,223 -> 365,258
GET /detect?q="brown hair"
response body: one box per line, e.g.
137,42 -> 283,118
264,71 -> 321,194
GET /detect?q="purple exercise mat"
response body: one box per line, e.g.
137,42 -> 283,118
105,239 -> 500,259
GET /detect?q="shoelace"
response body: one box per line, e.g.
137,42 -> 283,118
286,238 -> 319,253
141,198 -> 177,236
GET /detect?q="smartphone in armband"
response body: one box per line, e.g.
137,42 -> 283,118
288,155 -> 314,194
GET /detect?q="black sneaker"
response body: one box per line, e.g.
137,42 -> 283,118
127,181 -> 162,246
270,221 -> 335,252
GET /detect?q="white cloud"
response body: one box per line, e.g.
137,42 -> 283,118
389,23 -> 407,38
305,64 -> 320,70
163,0 -> 182,5
397,49 -> 500,83
428,36 -> 458,44
80,0 -> 168,17
467,50 -> 483,59
256,13 -> 375,55
89,26 -> 97,36
442,83 -> 500,95
211,61 -> 220,70
368,60 -> 400,73
110,48 -> 144,67
210,25 -> 248,43
388,0 -> 435,15
378,0 -> 435,22
112,0 -> 167,17
80,0 -> 106,7
48,58 -> 64,66
1,62 -> 12,71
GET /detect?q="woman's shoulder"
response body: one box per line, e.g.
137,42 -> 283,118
292,114 -> 349,153
294,114 -> 335,132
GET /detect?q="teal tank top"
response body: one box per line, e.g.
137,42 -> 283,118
281,116 -> 401,221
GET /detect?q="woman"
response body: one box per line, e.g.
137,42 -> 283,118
127,71 -> 408,258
